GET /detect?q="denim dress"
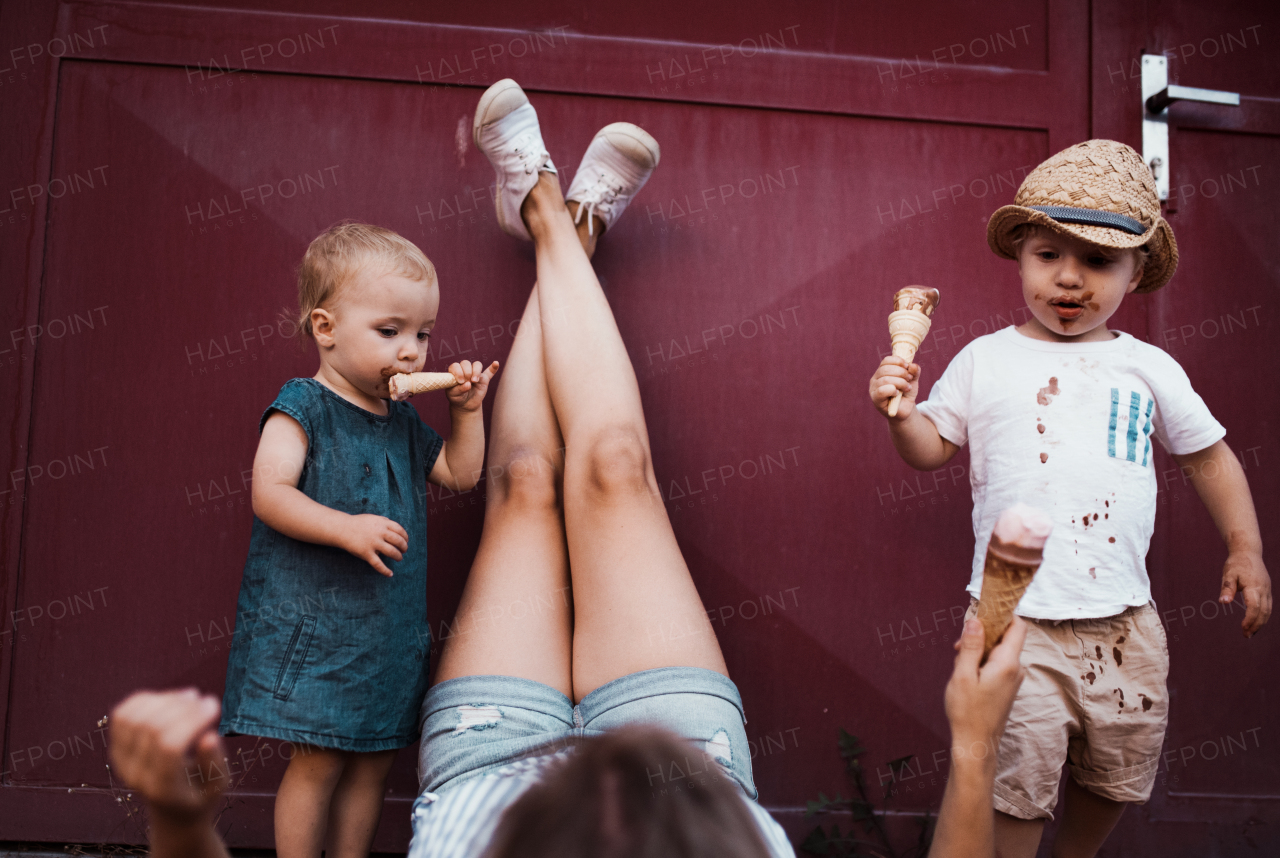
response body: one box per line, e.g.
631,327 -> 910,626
220,378 -> 444,751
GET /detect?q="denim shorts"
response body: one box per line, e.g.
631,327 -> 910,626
417,667 -> 758,800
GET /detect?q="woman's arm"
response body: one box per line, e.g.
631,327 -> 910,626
929,617 -> 1027,858
1172,439 -> 1271,637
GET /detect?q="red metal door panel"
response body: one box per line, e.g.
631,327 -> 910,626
9,53 -> 1053,843
1141,0 -> 1280,816
1,0 -> 1275,853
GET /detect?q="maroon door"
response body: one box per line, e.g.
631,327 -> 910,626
0,1 -> 1275,852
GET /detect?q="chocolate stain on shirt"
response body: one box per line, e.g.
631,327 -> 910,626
1113,647 -> 1124,666
1088,567 -> 1097,579
1037,423 -> 1046,434
1036,377 -> 1061,406
1040,453 -> 1049,463
1108,536 -> 1116,543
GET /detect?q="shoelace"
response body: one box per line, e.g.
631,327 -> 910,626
508,129 -> 549,175
572,171 -> 625,235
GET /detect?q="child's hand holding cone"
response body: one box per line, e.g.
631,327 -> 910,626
388,360 -> 501,403
870,287 -> 939,419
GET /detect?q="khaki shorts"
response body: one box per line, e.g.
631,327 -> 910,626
964,599 -> 1170,820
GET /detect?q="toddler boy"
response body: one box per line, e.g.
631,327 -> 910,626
868,139 -> 1271,857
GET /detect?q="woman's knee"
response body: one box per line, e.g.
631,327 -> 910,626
579,425 -> 653,498
489,448 -> 560,511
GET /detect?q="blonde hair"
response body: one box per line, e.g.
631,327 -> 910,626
294,222 -> 437,340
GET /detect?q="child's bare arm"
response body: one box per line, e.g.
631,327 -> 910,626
254,412 -> 408,577
428,360 -> 500,491
1172,439 -> 1271,637
869,355 -> 960,470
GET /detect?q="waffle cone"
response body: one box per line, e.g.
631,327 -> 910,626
887,310 -> 932,416
975,539 -> 1042,660
389,372 -> 458,401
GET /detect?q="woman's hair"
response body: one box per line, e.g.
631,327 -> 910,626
482,725 -> 773,858
294,221 -> 436,340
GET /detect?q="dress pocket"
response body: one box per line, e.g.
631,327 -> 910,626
273,615 -> 317,701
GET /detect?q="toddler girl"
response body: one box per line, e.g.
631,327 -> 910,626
219,223 -> 498,856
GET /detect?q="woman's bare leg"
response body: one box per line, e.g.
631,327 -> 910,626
432,285 -> 573,697
522,171 -> 727,700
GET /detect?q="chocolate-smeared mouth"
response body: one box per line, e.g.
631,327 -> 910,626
1049,297 -> 1084,320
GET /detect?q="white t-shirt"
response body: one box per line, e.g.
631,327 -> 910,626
916,326 -> 1225,619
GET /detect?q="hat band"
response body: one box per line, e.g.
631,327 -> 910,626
1028,206 -> 1147,236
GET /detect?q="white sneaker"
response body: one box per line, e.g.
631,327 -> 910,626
566,122 -> 661,235
473,79 -> 556,241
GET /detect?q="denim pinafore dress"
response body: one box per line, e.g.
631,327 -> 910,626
220,378 -> 443,751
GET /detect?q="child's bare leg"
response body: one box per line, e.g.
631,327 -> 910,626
993,811 -> 1044,858
274,745 -> 347,857
1050,778 -> 1126,858
433,285 -> 573,697
521,171 -> 727,701
323,748 -> 398,858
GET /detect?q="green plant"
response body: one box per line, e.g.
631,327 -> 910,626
801,729 -> 934,857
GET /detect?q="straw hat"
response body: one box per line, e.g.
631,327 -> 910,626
986,139 -> 1178,292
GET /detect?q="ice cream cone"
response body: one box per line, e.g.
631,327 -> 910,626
975,505 -> 1052,662
389,372 -> 458,401
887,310 -> 932,417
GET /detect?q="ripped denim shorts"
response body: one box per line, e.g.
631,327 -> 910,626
416,667 -> 758,800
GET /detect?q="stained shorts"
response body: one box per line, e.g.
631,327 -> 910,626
965,599 -> 1170,820
417,666 -> 757,800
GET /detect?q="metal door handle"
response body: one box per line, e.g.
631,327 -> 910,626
1141,55 -> 1242,201
1145,84 -> 1240,114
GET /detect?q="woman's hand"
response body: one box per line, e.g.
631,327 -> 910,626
108,690 -> 232,858
945,617 -> 1027,757
445,360 -> 501,412
109,689 -> 230,822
